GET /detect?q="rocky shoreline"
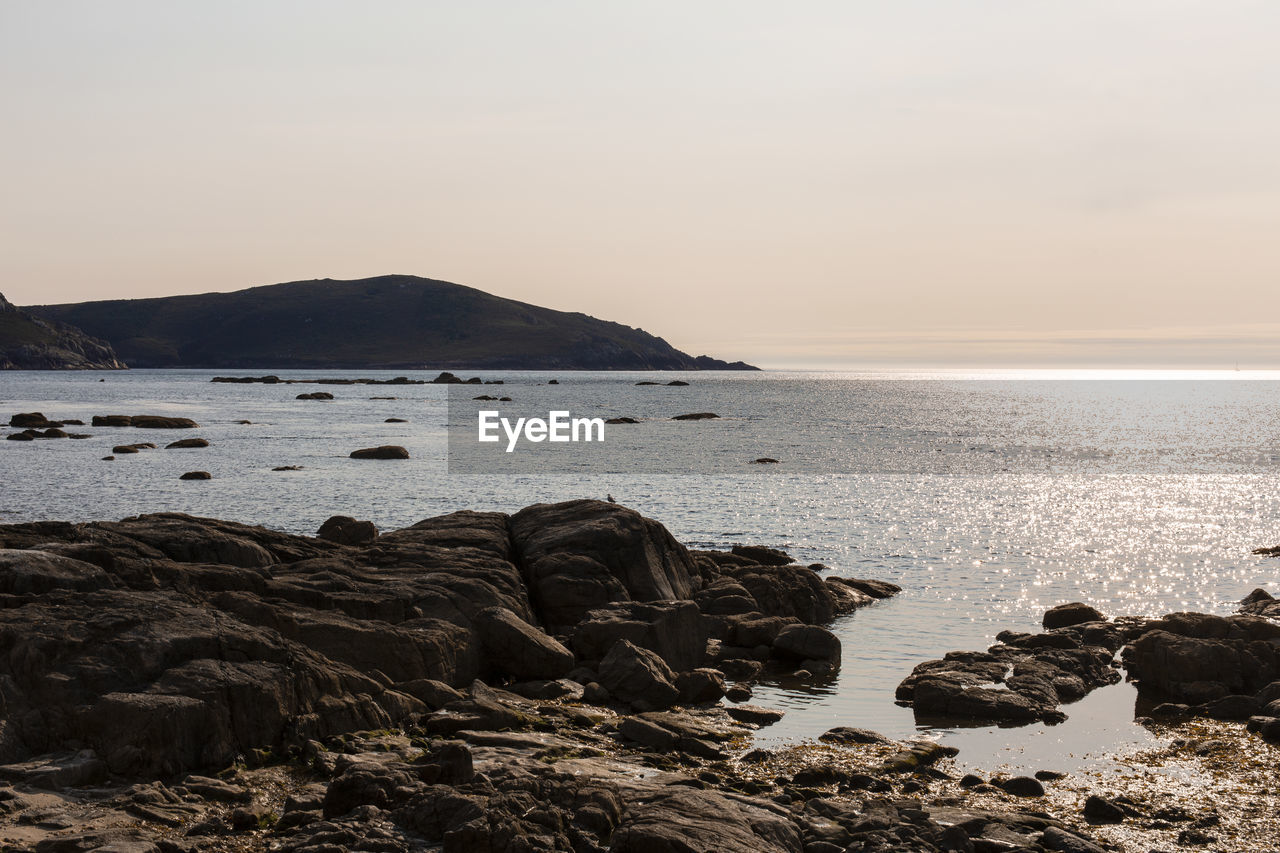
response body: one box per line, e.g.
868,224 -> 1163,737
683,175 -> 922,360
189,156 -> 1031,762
0,500 -> 1277,852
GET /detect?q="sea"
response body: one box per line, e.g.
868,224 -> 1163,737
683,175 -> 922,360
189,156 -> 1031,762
3,368 -> 1278,774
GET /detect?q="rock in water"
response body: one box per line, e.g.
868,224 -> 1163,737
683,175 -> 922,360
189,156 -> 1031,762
9,412 -> 61,428
92,415 -> 198,429
179,471 -> 212,480
165,437 -> 210,449
349,445 -> 410,459
772,623 -> 842,666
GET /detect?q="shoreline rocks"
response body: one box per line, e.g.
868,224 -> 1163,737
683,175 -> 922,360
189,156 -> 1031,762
0,503 -> 1275,850
0,501 -> 891,784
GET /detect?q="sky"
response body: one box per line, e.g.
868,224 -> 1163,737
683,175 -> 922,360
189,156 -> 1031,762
2,1 -> 1278,368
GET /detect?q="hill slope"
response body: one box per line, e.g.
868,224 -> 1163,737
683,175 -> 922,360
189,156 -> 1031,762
31,275 -> 757,370
0,292 -> 126,369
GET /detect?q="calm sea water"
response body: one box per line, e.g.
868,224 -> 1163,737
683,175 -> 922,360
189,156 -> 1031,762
3,368 -> 1279,773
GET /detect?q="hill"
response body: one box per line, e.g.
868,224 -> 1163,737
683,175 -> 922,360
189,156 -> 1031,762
30,275 -> 757,370
0,292 -> 126,369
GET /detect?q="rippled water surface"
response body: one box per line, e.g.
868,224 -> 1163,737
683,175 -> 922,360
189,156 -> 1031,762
3,369 -> 1278,772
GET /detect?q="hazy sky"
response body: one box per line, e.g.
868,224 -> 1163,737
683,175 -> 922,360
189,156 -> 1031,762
3,1 -> 1278,368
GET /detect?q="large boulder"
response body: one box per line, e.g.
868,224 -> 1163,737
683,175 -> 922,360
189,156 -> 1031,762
908,670 -> 1051,723
0,587 -> 400,776
598,639 -> 679,710
511,499 -> 697,606
0,510 -> 536,777
474,606 -> 574,680
95,514 -> 289,567
571,601 -> 706,672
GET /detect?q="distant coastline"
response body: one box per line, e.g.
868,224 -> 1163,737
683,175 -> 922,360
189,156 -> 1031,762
25,274 -> 758,372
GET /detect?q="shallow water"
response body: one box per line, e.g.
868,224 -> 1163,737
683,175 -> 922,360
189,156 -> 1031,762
2,368 -> 1278,773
